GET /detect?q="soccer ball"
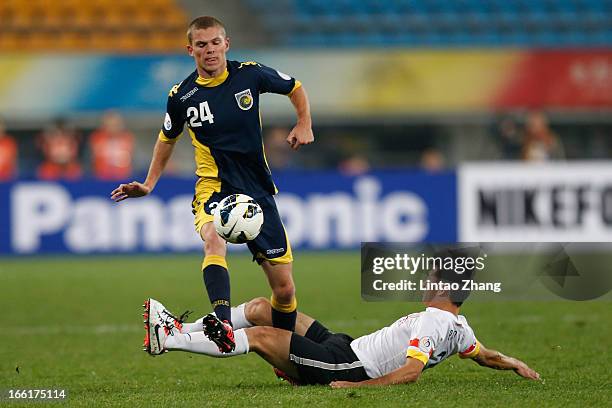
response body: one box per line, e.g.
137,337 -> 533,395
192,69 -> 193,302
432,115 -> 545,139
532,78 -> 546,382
213,194 -> 264,244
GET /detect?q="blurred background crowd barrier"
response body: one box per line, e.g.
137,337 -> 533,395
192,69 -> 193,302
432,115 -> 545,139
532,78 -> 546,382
0,0 -> 610,254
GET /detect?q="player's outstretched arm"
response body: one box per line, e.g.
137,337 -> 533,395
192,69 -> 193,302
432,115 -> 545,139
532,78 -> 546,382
471,344 -> 540,380
330,357 -> 424,388
111,139 -> 175,202
286,86 -> 314,151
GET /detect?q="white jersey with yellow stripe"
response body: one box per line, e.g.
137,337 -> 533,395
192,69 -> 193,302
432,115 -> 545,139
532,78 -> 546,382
350,307 -> 480,379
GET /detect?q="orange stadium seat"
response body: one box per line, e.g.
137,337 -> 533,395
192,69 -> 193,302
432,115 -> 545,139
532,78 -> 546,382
0,32 -> 20,51
0,2 -> 12,16
0,0 -> 189,52
41,10 -> 65,32
89,32 -> 118,52
7,8 -> 37,31
132,9 -> 158,29
71,8 -> 98,31
116,31 -> 141,52
163,9 -> 188,29
27,33 -> 52,51
150,30 -> 187,53
103,8 -> 127,32
56,31 -> 89,51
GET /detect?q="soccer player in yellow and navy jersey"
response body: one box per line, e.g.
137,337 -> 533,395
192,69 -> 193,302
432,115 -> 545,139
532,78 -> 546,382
112,16 -> 314,352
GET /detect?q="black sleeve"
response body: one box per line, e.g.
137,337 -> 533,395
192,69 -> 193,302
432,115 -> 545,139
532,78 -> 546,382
256,63 -> 298,95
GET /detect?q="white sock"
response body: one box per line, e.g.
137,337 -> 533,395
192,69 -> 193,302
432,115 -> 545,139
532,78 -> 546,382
181,303 -> 253,334
165,328 -> 249,357
226,303 -> 252,329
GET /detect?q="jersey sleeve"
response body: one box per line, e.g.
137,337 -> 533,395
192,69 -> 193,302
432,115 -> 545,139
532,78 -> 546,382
458,326 -> 481,359
405,314 -> 439,365
256,63 -> 302,96
158,84 -> 184,144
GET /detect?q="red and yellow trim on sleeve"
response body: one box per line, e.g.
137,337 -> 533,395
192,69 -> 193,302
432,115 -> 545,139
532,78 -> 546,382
406,339 -> 431,365
459,340 -> 481,359
287,80 -> 302,96
158,130 -> 181,145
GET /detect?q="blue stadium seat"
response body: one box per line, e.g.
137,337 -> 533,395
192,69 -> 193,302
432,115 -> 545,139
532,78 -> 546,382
245,0 -> 611,47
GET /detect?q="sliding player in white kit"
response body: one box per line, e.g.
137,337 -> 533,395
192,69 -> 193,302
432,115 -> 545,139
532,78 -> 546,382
143,267 -> 539,387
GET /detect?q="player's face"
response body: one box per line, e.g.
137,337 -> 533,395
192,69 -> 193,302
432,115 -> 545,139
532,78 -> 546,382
187,26 -> 230,78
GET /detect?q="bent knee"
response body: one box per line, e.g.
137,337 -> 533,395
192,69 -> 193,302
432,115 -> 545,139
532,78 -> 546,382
271,284 -> 295,304
245,297 -> 271,325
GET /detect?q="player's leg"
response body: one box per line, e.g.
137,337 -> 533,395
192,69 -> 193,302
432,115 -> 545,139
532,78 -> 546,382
247,195 -> 298,331
180,297 -> 319,338
261,260 -> 298,331
193,184 -> 236,352
246,297 -> 339,384
147,299 -> 357,385
164,320 -> 299,377
180,302 -> 253,333
181,296 -> 301,334
165,324 -> 357,385
165,327 -> 250,357
244,326 -> 300,379
252,328 -> 368,385
199,221 -> 231,324
193,183 -> 232,326
244,297 -> 314,336
144,297 -> 241,357
198,222 -> 236,352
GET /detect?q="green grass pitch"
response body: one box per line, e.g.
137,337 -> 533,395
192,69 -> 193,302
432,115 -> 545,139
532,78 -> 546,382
1,252 -> 610,407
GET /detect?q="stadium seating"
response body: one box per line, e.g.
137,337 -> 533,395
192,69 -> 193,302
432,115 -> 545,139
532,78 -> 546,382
0,0 -> 188,52
1,0 -> 607,51
243,0 -> 611,47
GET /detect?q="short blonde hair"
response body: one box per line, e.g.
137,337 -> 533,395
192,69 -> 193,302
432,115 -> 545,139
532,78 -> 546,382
187,16 -> 226,44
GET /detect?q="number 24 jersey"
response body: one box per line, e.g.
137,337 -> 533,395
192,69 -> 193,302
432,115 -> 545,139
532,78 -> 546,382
159,60 -> 301,198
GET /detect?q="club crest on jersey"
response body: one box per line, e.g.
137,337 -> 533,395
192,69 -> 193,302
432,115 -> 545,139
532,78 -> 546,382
235,89 -> 253,111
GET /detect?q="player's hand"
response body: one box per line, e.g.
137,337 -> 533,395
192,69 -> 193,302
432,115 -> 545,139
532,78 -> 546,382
330,381 -> 359,389
514,363 -> 540,380
286,123 -> 314,151
110,182 -> 151,202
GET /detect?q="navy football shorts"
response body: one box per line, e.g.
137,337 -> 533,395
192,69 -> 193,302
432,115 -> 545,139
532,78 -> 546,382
193,188 -> 293,264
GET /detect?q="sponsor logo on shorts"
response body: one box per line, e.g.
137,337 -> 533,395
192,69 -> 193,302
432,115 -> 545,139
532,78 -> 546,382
266,248 -> 285,255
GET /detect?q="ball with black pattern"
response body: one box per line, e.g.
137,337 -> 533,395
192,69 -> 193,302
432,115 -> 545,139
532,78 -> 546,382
213,194 -> 264,243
